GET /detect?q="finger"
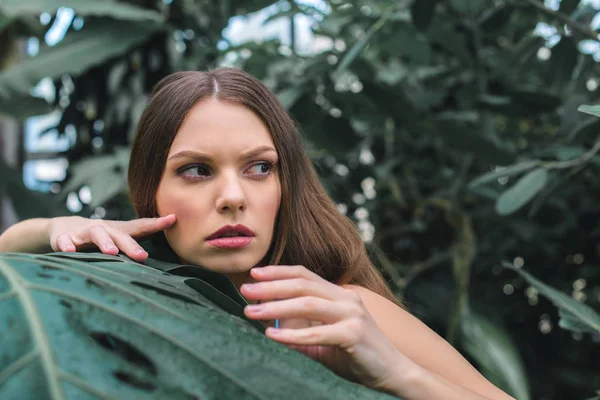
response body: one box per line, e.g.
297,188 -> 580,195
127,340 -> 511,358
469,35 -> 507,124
240,277 -> 349,302
244,296 -> 345,323
113,214 -> 176,238
250,265 -> 322,283
88,225 -> 119,255
109,231 -> 148,261
55,233 -> 76,252
266,322 -> 358,347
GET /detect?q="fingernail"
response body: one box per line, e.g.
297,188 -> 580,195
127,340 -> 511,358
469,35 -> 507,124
106,243 -> 117,251
135,247 -> 146,254
246,304 -> 262,312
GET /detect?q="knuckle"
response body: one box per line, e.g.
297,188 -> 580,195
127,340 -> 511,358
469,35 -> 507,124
344,319 -> 365,342
292,278 -> 307,293
346,301 -> 366,318
293,265 -> 307,274
300,296 -> 319,309
88,223 -> 107,234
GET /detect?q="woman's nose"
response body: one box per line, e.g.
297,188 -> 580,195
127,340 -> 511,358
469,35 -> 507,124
215,174 -> 247,213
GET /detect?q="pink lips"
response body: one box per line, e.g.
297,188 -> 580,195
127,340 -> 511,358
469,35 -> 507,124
206,224 -> 255,249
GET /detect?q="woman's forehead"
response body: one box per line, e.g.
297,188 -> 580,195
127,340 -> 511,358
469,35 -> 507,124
168,99 -> 276,157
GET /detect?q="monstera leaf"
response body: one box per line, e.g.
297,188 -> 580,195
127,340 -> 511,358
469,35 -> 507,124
0,251 -> 399,400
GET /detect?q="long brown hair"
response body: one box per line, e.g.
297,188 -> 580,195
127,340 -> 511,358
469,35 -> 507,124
128,68 -> 402,307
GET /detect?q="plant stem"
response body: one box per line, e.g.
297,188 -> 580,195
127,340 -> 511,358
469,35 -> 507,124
525,0 -> 600,42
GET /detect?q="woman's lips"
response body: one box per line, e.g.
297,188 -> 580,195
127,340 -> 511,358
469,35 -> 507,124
206,236 -> 253,248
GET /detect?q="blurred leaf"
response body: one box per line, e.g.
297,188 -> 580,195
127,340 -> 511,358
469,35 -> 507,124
426,21 -> 472,65
317,15 -> 352,36
0,94 -> 51,120
0,11 -> 13,33
2,0 -> 163,22
448,0 -> 487,15
276,85 -> 305,109
0,19 -> 163,99
460,308 -> 531,400
550,37 -> 578,83
336,12 -> 391,73
411,0 -> 438,31
505,264 -> 600,334
468,161 -> 538,188
436,121 -> 515,164
478,91 -> 560,116
0,158 -> 62,218
480,5 -> 515,32
578,104 -> 600,118
559,0 -> 581,15
59,147 -> 130,210
495,168 -> 548,215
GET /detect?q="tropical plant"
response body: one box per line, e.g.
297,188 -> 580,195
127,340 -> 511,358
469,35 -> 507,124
0,250 -> 399,399
2,0 -> 600,399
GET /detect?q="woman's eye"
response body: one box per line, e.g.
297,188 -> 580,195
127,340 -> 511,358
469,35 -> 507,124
178,164 -> 210,178
246,161 -> 273,177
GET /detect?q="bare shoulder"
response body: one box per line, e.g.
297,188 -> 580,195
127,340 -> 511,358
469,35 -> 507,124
342,284 -> 514,400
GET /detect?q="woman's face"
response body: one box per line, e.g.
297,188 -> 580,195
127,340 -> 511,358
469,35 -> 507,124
155,99 -> 281,287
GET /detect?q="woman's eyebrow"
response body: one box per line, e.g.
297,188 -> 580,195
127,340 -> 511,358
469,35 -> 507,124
167,150 -> 212,162
167,146 -> 277,162
240,145 -> 277,160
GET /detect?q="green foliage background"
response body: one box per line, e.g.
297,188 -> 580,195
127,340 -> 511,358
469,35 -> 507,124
1,0 -> 600,399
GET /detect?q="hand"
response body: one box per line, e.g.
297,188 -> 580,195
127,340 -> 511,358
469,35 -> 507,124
240,265 -> 417,393
48,214 -> 176,261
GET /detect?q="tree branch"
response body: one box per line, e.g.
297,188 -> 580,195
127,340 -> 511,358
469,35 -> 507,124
525,0 -> 600,42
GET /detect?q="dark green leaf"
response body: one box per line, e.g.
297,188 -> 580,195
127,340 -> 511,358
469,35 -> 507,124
411,0 -> 438,31
0,19 -> 163,99
0,94 -> 51,120
0,252 -> 399,400
468,161 -> 539,189
495,168 -> 548,215
559,0 -> 581,15
480,5 -> 515,32
2,0 -> 163,22
0,159 -> 62,218
550,37 -> 578,83
448,0 -> 487,15
426,21 -> 472,65
435,120 -> 515,165
504,264 -> 600,334
336,13 -> 391,73
460,308 -> 531,400
0,11 -> 14,33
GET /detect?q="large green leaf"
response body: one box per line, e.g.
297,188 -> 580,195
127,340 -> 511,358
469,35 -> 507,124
0,252 -> 399,399
504,264 -> 600,334
1,0 -> 163,22
0,18 -> 164,99
495,168 -> 548,215
460,308 -> 530,400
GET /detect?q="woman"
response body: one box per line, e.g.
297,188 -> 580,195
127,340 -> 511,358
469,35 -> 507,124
0,68 -> 515,400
